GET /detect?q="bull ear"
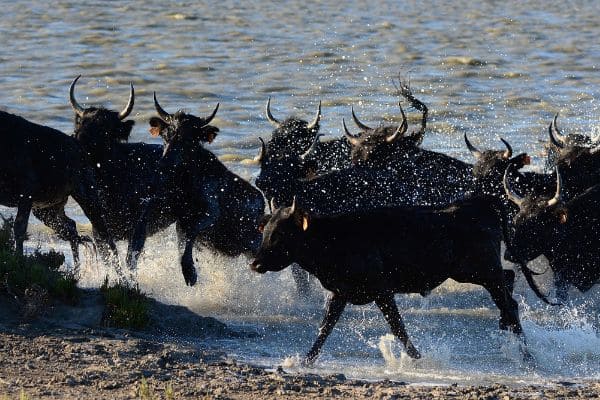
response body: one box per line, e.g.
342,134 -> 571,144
149,117 -> 168,137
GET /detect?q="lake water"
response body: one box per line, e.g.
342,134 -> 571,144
1,0 -> 599,386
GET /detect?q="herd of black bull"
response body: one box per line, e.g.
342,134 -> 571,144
1,77 -> 599,365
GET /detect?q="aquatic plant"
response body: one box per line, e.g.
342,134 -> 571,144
0,215 -> 79,311
100,277 -> 149,330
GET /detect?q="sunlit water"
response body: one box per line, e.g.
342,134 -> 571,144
1,0 -> 599,386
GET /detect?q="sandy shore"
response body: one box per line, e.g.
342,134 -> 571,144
0,291 -> 598,399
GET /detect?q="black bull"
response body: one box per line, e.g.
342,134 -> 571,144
504,167 -> 600,299
0,110 -> 118,268
127,95 -> 265,286
251,196 -> 526,364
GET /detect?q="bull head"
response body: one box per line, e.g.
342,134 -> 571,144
69,75 -> 134,120
465,135 -> 512,160
265,98 -> 321,132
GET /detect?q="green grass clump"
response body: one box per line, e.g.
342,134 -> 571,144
0,216 -> 79,306
101,277 -> 150,330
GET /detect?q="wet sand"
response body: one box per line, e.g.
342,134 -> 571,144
0,291 -> 597,400
1,329 -> 599,399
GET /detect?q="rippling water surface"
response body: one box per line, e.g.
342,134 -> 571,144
1,0 -> 599,386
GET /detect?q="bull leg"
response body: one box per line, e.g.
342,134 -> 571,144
71,180 -> 119,270
554,272 -> 569,303
32,202 -> 91,272
481,280 -> 522,335
375,294 -> 421,359
126,206 -> 151,272
303,294 -> 346,366
177,191 -> 221,287
291,263 -> 310,299
180,229 -> 199,287
14,199 -> 32,256
503,269 -> 516,296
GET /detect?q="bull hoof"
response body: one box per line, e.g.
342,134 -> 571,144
78,235 -> 93,244
406,343 -> 421,359
182,264 -> 198,287
300,356 -> 316,367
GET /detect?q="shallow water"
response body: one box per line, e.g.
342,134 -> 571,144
1,0 -> 600,386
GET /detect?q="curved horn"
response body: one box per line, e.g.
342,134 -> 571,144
385,102 -> 408,143
301,133 -> 323,160
503,167 -> 524,207
254,137 -> 266,163
118,82 -> 135,120
265,97 -> 280,127
307,100 -> 321,131
547,167 -> 563,207
500,137 -> 513,159
203,102 -> 220,126
289,196 -> 296,214
69,75 -> 85,117
270,197 -> 277,212
342,118 -> 361,146
351,106 -> 372,131
549,113 -> 566,149
153,92 -> 172,121
464,134 -> 483,159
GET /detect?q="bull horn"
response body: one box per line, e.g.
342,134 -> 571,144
203,102 -> 220,125
270,197 -> 277,212
118,82 -> 135,120
547,167 -> 563,207
265,97 -> 280,127
254,137 -> 266,162
351,106 -> 372,131
386,102 -> 408,143
289,196 -> 296,214
500,137 -> 513,159
301,133 -> 323,160
464,134 -> 482,159
69,75 -> 85,117
153,92 -> 172,121
307,100 -> 321,131
591,131 -> 600,145
503,167 -> 524,207
342,118 -> 360,146
549,113 -> 566,149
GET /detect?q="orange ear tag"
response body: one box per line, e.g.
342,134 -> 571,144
149,126 -> 161,137
523,155 -> 531,165
302,216 -> 309,231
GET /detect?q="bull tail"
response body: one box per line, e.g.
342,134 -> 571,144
518,262 -> 561,306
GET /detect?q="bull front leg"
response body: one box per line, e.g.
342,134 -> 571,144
178,195 -> 220,287
126,205 -> 151,272
71,174 -> 119,268
32,201 -> 93,274
303,294 -> 346,366
14,199 -> 32,256
291,263 -> 310,299
375,294 -> 421,359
